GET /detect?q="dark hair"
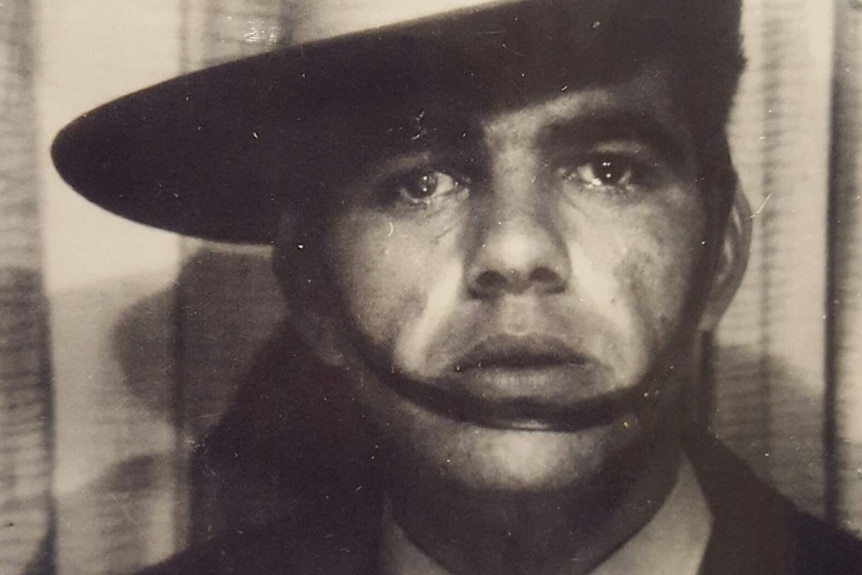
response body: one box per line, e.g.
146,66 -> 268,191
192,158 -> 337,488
610,0 -> 745,223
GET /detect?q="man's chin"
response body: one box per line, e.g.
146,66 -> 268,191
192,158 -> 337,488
384,391 -> 651,495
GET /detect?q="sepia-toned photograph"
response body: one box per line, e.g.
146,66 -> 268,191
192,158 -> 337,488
4,0 -> 862,573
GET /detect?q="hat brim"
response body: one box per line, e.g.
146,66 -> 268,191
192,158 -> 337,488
52,0 -> 736,244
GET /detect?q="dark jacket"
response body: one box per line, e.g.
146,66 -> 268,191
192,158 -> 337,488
141,329 -> 862,575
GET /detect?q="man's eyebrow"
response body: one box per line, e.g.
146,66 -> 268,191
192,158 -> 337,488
540,111 -> 691,168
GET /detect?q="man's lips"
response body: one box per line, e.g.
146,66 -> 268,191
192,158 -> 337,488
453,334 -> 589,372
387,335 -> 642,431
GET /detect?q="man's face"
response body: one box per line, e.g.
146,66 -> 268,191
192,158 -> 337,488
293,66 -> 716,494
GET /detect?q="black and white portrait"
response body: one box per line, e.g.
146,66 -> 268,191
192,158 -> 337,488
3,0 -> 862,573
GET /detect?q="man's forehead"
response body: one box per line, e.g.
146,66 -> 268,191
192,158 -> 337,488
479,64 -> 689,150
306,63 -> 692,188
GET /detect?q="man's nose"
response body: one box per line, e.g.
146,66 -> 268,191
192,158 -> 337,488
465,188 -> 571,298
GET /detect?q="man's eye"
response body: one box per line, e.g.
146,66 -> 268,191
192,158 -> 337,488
562,155 -> 640,191
391,170 -> 464,207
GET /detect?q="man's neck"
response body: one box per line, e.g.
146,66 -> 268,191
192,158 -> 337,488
379,441 -> 694,575
379,456 -> 711,575
589,458 -> 712,575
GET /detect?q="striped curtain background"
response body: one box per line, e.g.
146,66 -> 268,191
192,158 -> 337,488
829,0 -> 862,532
0,0 -> 52,573
716,0 -> 836,518
4,0 -> 862,572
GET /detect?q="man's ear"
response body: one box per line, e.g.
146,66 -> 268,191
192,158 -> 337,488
699,189 -> 752,331
273,213 -> 347,367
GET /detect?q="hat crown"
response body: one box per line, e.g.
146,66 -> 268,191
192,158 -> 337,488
289,0 -> 513,43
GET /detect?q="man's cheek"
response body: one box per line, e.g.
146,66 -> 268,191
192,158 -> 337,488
339,232 -> 448,352
342,270 -> 414,347
620,238 -> 701,352
391,259 -> 465,375
564,237 -> 648,369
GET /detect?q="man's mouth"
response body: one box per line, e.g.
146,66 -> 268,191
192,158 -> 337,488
454,334 -> 588,372
387,334 -> 642,431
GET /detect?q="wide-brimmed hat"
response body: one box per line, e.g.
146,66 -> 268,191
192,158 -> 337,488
52,0 -> 742,244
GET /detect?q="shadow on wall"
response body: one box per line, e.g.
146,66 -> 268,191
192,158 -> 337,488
50,246 -> 284,575
714,343 -> 827,517
112,245 -> 285,433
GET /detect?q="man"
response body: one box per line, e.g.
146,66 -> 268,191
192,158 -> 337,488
52,0 -> 862,573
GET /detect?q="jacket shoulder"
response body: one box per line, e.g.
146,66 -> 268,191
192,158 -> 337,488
137,519 -> 378,575
689,434 -> 862,574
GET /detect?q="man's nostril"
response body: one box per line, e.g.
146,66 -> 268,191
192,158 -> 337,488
530,267 -> 563,288
472,270 -> 509,297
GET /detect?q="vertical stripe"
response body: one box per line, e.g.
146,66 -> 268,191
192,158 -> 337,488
717,0 -> 834,517
828,0 -> 862,535
39,1 -> 186,572
178,2 -> 291,542
0,0 -> 53,572
717,0 -> 772,479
